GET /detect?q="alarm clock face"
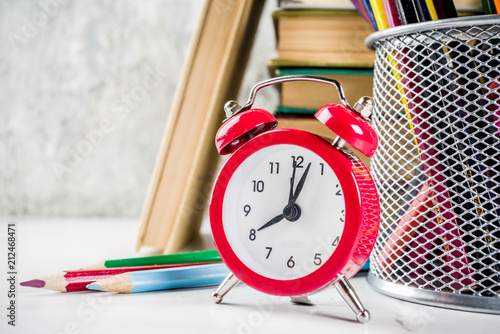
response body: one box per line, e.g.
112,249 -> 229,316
211,129 -> 371,296
222,143 -> 345,281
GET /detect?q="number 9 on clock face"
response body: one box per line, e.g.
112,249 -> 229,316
210,129 -> 377,296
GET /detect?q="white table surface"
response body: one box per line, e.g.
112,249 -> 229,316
1,218 -> 499,334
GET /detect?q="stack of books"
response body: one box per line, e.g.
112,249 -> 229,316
269,1 -> 376,168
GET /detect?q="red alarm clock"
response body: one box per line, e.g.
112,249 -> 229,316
209,75 -> 380,323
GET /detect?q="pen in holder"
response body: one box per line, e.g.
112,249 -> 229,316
366,16 -> 500,314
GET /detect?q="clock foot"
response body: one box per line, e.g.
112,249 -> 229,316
290,295 -> 313,305
333,275 -> 371,324
211,272 -> 240,304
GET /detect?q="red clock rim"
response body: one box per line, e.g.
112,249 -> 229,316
210,129 -> 364,296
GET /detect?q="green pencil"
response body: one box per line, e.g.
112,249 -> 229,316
80,249 -> 222,270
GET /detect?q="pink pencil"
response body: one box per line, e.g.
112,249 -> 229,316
382,0 -> 401,27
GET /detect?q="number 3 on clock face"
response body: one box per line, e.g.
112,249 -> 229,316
210,129 -> 377,297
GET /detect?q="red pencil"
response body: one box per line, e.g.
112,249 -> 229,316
20,262 -> 216,292
488,75 -> 500,136
377,184 -> 431,271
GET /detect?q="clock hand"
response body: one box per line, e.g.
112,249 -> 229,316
288,164 -> 297,204
288,176 -> 294,205
257,162 -> 312,232
283,162 -> 310,220
259,162 -> 311,231
286,162 -> 312,208
257,213 -> 285,231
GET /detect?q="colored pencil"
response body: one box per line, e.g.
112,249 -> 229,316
87,263 -> 230,293
377,184 -> 432,271
80,249 -> 221,270
390,2 -> 477,287
351,0 -> 498,289
20,263 -> 213,292
442,31 -> 500,288
351,0 -> 374,29
482,0 -> 496,14
383,0 -> 401,27
361,0 -> 379,31
405,2 -> 500,288
447,45 -> 500,286
488,76 -> 500,135
370,0 -> 389,30
397,0 -> 425,24
433,0 -> 458,19
403,209 -> 441,278
418,0 -> 432,21
425,0 -> 439,20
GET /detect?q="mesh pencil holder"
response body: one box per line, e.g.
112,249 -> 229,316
365,16 -> 500,314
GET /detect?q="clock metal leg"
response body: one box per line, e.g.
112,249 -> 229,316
333,275 -> 371,323
211,272 -> 240,304
290,295 -> 313,305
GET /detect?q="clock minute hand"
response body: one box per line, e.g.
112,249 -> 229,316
288,176 -> 295,205
288,164 -> 296,204
257,213 -> 285,231
288,162 -> 312,207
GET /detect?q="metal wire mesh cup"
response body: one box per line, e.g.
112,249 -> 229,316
365,16 -> 500,314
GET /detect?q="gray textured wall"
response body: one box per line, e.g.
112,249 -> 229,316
0,0 -> 278,217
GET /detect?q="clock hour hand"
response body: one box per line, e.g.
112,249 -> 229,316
259,162 -> 311,231
257,213 -> 285,231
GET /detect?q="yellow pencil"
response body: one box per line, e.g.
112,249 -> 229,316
370,0 -> 389,30
425,0 -> 439,20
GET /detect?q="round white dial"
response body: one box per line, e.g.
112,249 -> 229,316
222,144 -> 345,280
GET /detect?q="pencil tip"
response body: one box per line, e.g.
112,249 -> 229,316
20,279 -> 45,288
86,283 -> 104,291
